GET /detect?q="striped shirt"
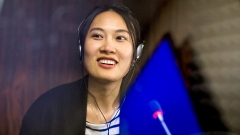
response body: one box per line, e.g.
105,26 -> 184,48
85,109 -> 120,135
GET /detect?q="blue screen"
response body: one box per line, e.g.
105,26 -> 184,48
121,36 -> 202,135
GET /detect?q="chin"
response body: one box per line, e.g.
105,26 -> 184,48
91,74 -> 124,83
102,75 -> 123,82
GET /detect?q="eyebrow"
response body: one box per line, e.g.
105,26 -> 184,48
90,27 -> 104,32
116,29 -> 129,34
90,27 -> 129,34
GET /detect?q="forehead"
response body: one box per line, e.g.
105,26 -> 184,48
89,10 -> 128,30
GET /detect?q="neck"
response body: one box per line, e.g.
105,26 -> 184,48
87,75 -> 122,111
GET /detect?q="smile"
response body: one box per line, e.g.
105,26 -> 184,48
98,59 -> 117,65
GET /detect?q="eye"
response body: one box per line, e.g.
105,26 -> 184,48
92,34 -> 103,39
116,36 -> 127,41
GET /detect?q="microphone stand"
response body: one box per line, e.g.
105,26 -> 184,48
157,114 -> 171,135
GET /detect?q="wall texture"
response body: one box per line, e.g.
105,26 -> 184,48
191,0 -> 240,133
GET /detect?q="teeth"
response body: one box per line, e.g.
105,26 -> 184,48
99,59 -> 116,65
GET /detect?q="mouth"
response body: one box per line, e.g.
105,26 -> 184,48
97,58 -> 118,65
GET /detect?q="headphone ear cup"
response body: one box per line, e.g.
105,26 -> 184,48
78,20 -> 85,61
135,43 -> 144,61
79,44 -> 82,60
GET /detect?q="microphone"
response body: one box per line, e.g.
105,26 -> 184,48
148,100 -> 172,135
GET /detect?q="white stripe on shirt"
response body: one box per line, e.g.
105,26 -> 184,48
85,109 -> 120,135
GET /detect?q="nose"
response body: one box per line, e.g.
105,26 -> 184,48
100,39 -> 116,54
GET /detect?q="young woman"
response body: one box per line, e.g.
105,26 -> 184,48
19,4 -> 142,135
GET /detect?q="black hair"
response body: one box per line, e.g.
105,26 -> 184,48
78,3 -> 141,60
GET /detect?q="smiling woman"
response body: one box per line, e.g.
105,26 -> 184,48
19,4 -> 143,135
84,11 -> 133,83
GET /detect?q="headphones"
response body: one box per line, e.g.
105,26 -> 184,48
78,20 -> 144,65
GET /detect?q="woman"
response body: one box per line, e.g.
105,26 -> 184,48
19,4 -> 142,135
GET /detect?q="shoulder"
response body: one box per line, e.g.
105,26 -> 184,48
20,78 -> 88,134
39,79 -> 83,101
30,78 -> 88,113
31,79 -> 83,107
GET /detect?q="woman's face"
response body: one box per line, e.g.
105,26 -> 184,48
84,10 -> 133,83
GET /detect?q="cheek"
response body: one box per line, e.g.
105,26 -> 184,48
83,48 -> 91,65
121,47 -> 134,65
83,41 -> 98,59
83,44 -> 98,70
121,50 -> 134,76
